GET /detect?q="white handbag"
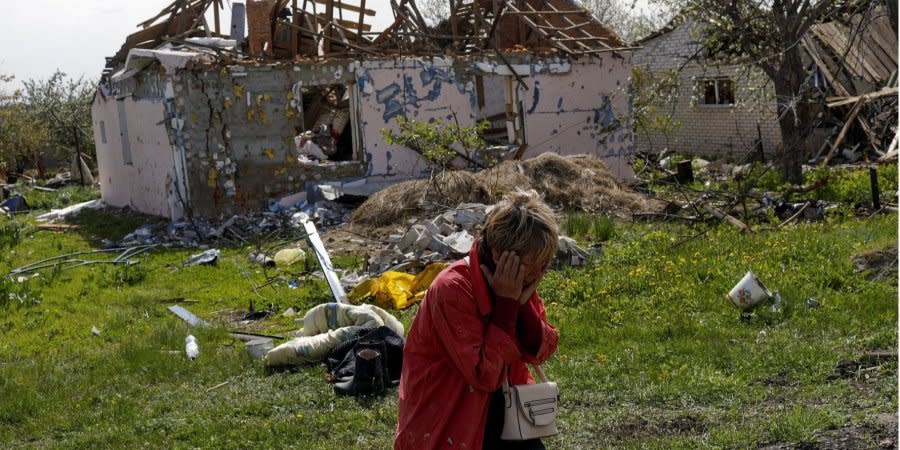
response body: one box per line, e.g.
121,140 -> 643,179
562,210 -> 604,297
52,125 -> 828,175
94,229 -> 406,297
500,364 -> 560,440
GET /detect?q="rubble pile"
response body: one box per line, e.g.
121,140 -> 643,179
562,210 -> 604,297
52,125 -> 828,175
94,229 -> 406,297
352,153 -> 663,227
361,202 -> 594,276
114,199 -> 353,248
366,203 -> 487,274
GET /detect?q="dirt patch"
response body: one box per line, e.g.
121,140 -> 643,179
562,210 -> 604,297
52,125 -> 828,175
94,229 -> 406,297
851,245 -> 898,281
616,413 -> 707,439
829,350 -> 897,381
662,415 -> 708,434
759,419 -> 896,450
350,153 -> 662,227
762,370 -> 796,387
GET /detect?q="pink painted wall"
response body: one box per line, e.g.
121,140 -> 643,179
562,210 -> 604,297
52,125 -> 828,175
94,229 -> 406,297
356,58 -> 481,181
517,55 -> 635,179
91,95 -> 181,218
355,55 -> 634,185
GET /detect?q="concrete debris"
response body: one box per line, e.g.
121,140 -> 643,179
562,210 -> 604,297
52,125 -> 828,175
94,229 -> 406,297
444,231 -> 475,255
357,202 -> 589,277
184,249 -> 220,266
113,198 -> 352,248
555,236 -> 591,268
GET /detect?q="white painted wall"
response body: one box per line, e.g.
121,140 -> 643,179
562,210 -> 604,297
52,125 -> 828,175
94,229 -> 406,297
633,21 -> 782,159
91,94 -> 181,218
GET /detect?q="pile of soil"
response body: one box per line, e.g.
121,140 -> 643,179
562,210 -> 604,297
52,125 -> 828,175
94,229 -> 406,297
351,153 -> 662,227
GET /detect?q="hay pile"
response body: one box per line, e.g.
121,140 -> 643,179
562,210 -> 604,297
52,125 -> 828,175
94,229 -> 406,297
351,153 -> 661,227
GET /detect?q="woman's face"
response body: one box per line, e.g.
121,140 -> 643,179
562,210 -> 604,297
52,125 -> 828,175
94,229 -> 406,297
519,254 -> 549,286
491,248 -> 549,287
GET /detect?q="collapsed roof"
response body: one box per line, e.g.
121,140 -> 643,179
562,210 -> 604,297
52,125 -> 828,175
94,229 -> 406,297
103,0 -> 625,77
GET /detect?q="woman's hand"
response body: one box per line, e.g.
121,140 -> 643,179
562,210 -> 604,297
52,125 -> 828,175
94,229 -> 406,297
481,251 -> 537,304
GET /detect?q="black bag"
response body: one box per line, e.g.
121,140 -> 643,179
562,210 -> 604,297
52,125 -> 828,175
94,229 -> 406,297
326,326 -> 404,396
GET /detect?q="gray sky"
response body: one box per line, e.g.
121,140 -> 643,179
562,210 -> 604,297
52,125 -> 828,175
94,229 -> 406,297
0,0 -> 652,93
0,0 -> 395,92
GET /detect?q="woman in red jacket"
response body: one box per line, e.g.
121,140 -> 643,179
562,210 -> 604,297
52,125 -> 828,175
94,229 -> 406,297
395,190 -> 560,450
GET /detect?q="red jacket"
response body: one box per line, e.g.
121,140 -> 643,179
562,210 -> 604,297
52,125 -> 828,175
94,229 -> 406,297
394,246 -> 559,449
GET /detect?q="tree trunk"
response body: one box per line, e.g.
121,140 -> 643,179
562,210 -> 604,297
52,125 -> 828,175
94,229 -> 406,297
772,45 -> 813,184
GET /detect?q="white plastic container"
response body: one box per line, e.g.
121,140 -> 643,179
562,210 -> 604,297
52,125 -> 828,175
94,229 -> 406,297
727,271 -> 773,310
185,335 -> 200,360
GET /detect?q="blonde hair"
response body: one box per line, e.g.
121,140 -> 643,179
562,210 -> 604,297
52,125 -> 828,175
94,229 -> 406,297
482,189 -> 558,265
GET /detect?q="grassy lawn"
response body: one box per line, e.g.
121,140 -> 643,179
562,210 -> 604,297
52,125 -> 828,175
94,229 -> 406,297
0,184 -> 896,449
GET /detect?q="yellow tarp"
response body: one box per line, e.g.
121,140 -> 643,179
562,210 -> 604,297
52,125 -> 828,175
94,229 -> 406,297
348,263 -> 448,310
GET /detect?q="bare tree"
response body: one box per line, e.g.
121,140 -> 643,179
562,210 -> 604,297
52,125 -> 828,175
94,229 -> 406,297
577,0 -> 670,43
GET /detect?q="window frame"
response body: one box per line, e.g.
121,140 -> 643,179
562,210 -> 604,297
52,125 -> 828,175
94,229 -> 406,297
696,77 -> 736,107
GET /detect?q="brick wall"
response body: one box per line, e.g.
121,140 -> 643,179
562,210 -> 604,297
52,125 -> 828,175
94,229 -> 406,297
633,21 -> 783,160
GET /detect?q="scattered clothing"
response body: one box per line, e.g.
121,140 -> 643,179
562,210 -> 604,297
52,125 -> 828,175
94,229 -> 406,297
264,303 -> 403,366
326,326 -> 405,396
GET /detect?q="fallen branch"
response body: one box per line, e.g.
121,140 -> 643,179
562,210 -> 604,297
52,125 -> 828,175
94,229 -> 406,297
698,201 -> 752,234
783,176 -> 829,198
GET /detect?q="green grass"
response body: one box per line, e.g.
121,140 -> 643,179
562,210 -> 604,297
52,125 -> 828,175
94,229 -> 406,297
0,191 -> 896,448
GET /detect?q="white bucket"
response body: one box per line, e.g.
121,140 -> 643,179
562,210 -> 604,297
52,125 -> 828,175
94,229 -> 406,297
727,271 -> 773,309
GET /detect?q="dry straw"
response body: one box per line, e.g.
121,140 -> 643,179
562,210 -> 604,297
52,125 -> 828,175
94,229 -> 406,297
350,153 -> 661,227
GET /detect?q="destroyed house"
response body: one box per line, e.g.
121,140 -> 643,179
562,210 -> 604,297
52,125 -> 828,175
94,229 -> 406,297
632,3 -> 897,162
91,0 -> 636,219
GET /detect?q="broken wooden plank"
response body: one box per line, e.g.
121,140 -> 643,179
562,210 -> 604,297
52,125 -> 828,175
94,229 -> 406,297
314,14 -> 371,32
823,97 -> 866,165
699,201 -> 752,233
35,224 -> 79,232
878,134 -> 899,163
826,87 -> 898,108
309,0 -> 376,16
802,35 -> 850,97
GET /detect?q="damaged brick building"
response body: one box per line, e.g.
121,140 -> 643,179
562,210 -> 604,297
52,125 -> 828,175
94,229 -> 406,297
91,0 -> 635,219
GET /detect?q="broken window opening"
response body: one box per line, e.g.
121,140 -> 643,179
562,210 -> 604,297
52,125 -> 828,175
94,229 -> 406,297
698,78 -> 735,106
293,83 -> 357,164
475,75 -> 524,152
99,121 -> 108,144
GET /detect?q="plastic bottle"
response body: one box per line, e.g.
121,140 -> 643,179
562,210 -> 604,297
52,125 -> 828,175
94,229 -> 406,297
185,335 -> 199,360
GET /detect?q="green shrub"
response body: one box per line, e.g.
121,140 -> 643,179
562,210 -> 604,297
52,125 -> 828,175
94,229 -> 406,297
563,211 -> 615,242
804,164 -> 899,205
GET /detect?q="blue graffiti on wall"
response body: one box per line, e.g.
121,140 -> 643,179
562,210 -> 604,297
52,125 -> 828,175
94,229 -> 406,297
372,63 -> 473,122
376,83 -> 404,121
527,80 -> 541,114
593,95 -> 615,128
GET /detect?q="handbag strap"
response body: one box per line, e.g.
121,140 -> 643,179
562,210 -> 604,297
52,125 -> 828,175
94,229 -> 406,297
501,363 -> 550,393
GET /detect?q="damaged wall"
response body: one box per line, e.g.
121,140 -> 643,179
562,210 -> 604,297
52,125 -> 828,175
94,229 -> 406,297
514,55 -> 635,179
92,90 -> 182,218
357,54 -> 636,182
356,58 -> 482,180
633,21 -> 783,159
94,53 -> 635,219
173,63 -> 365,218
